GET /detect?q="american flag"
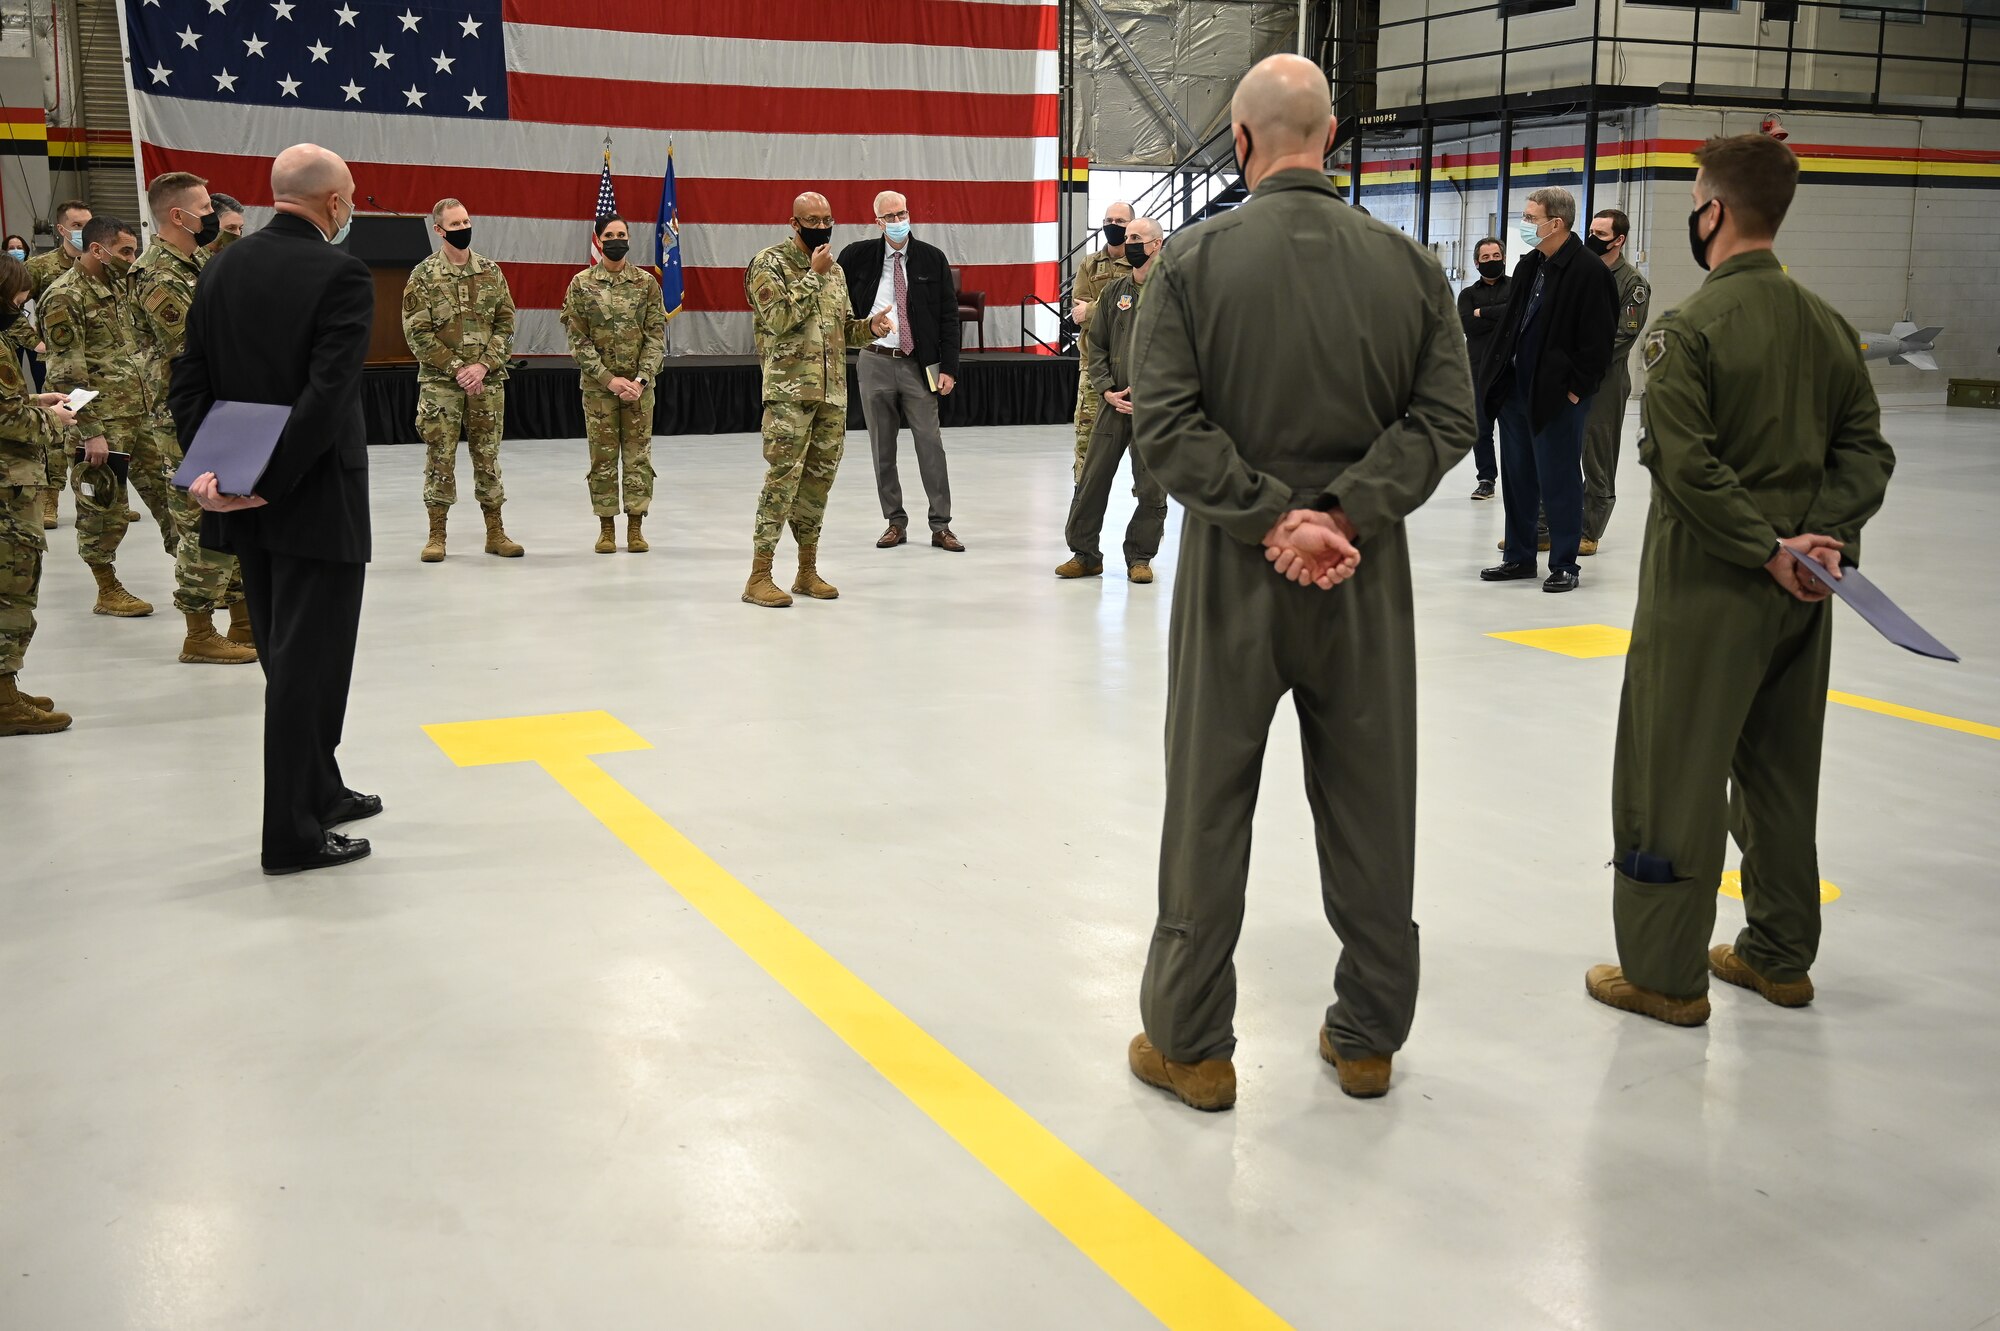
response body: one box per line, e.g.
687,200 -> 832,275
122,0 -> 1061,356
590,148 -> 617,266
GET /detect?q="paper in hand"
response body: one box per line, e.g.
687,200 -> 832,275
1785,547 -> 1959,662
64,388 -> 100,411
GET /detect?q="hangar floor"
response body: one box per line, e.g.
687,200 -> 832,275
3,403 -> 1994,1330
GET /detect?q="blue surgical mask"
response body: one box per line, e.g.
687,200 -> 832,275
883,220 -> 911,243
68,229 -> 83,249
329,195 -> 353,246
5,248 -> 22,261
1517,217 -> 1548,249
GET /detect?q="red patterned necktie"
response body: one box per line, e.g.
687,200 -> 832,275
894,251 -> 914,354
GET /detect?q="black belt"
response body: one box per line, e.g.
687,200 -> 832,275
864,344 -> 912,358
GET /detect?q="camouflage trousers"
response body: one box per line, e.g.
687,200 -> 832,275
419,380 -> 506,510
754,399 -> 845,557
0,482 -> 45,676
126,417 -> 181,558
1072,370 -> 1101,484
583,386 -> 654,517
141,416 -> 242,615
73,417 -> 145,567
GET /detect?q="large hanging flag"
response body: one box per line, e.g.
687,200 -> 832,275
117,0 -> 1059,353
655,146 -> 683,320
590,138 -> 617,264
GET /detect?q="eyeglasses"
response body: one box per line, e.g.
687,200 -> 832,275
876,210 -> 909,223
795,215 -> 834,228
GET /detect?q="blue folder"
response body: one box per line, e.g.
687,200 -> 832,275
1786,547 -> 1959,662
170,400 -> 293,497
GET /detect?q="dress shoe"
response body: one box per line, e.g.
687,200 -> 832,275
1709,944 -> 1814,1007
1578,537 -> 1599,556
1471,481 -> 1495,501
1318,1027 -> 1393,1098
322,789 -> 384,828
1055,555 -> 1104,579
1480,562 -> 1537,582
1497,537 -> 1552,552
1543,570 -> 1580,593
1127,1034 -> 1235,1112
877,524 -> 907,548
1584,965 -> 1710,1026
931,528 -> 965,552
263,831 -> 372,877
1128,562 -> 1154,584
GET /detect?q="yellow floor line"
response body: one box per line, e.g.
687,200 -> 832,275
1825,690 -> 2000,742
425,712 -> 1291,1331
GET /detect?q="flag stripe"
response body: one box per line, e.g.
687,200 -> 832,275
141,145 -> 1059,226
503,0 -> 1059,51
503,24 -> 1057,95
501,261 -> 1056,316
507,73 -> 1058,140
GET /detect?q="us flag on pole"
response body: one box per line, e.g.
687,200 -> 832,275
120,0 -> 1061,355
590,148 -> 618,266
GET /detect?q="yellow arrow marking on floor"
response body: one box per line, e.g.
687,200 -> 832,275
1719,870 -> 1842,904
423,711 -> 1292,1331
1488,627 -> 1999,741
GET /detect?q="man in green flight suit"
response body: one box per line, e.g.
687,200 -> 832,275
1586,133 -> 1896,1027
740,191 -> 893,609
1068,201 -> 1133,485
1123,54 -> 1475,1112
1579,206 -> 1650,553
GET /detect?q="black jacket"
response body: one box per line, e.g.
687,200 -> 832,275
1457,273 -> 1511,381
170,211 -> 376,563
1478,234 -> 1617,431
836,235 -> 960,376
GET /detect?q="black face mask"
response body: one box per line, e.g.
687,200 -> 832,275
442,226 -> 472,252
1101,222 -> 1127,248
600,237 -> 630,261
1477,259 -> 1507,280
1236,126 -> 1255,183
183,208 -> 220,248
1124,241 -> 1150,267
1584,233 -> 1613,256
796,225 -> 833,251
1687,198 -> 1720,272
0,301 -> 20,332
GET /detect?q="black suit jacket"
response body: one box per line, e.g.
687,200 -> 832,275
836,235 -> 960,376
170,211 -> 376,564
1477,234 -> 1617,432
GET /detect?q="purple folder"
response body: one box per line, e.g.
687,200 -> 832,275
170,400 -> 293,497
1786,547 -> 1959,662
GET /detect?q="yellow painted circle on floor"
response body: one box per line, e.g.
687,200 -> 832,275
1719,870 -> 1842,903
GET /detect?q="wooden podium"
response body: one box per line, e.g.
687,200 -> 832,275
344,216 -> 432,366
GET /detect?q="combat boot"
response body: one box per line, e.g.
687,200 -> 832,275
41,490 -> 57,530
14,681 -> 53,710
180,611 -> 258,665
90,564 -> 152,617
420,505 -> 448,562
0,674 -> 71,736
625,514 -> 648,554
226,601 -> 255,647
595,516 -> 617,554
791,544 -> 838,600
482,506 -> 523,557
742,553 -> 793,608
1127,1034 -> 1235,1112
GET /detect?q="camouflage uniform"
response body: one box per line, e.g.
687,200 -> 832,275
560,262 -> 666,517
401,249 -> 516,510
132,238 -> 242,614
41,263 -> 156,566
0,345 -> 65,675
15,248 -> 78,497
1070,247 -> 1132,483
744,239 -> 876,556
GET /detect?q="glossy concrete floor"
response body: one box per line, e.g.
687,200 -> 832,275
3,404 -> 1996,1331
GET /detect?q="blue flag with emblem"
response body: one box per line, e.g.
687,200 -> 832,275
655,146 -> 684,321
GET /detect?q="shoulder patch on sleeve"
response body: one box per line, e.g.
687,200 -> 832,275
1630,282 -> 1649,306
1641,328 -> 1668,372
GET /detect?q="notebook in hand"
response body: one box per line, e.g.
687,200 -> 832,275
70,447 -> 130,483
171,401 -> 293,497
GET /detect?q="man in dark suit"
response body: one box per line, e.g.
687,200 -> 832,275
174,143 -> 379,876
837,191 -> 964,552
1476,186 -> 1616,593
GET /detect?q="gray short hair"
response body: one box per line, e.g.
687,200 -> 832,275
429,197 -> 465,227
1526,187 -> 1576,230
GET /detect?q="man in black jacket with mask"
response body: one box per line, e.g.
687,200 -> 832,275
1477,187 -> 1616,592
1457,236 -> 1510,500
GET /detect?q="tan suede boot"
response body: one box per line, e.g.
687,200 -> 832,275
742,553 -> 793,608
595,516 -> 617,554
41,490 -> 57,530
791,544 -> 838,600
1318,1027 -> 1393,1099
1709,944 -> 1814,1008
1584,965 -> 1711,1026
482,506 -> 523,557
14,682 -> 52,709
180,611 -> 258,664
625,514 -> 648,554
226,601 -> 255,647
90,564 -> 152,617
0,674 -> 71,736
1128,1034 -> 1235,1112
420,505 -> 448,562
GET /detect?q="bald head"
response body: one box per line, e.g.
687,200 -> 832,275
1231,55 -> 1335,191
270,143 -> 354,238
793,192 -> 831,223
1127,216 -> 1162,244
